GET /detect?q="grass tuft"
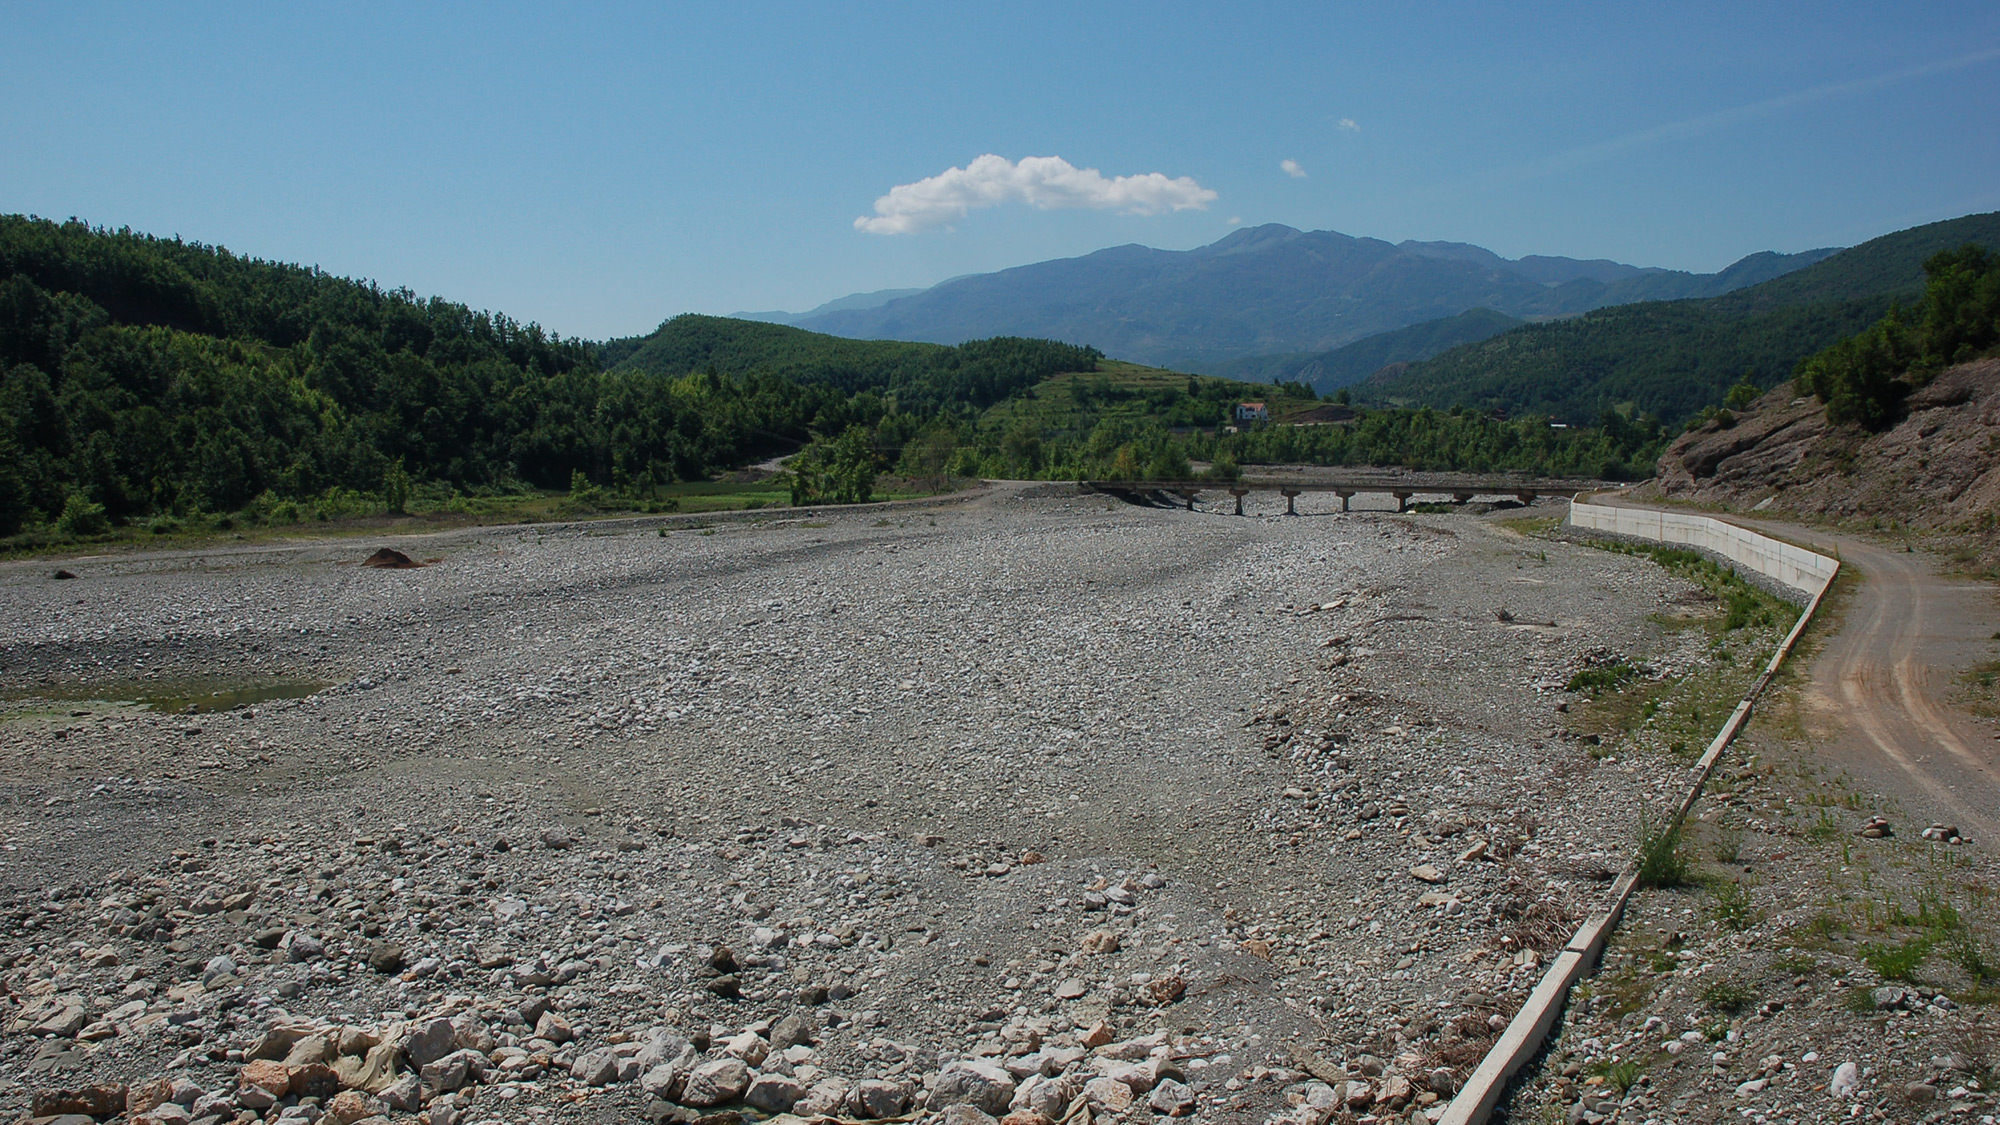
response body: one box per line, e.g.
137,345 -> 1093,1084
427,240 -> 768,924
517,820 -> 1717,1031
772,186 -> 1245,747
1636,815 -> 1692,889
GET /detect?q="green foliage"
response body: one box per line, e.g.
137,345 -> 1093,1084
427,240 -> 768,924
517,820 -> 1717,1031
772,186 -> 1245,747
1604,1059 -> 1644,1093
1636,815 -> 1692,889
1700,978 -> 1755,1014
1860,935 -> 1932,981
383,459 -> 411,515
1566,663 -> 1635,693
1706,878 -> 1760,932
785,426 -> 879,505
1796,243 -> 2000,429
1724,378 -> 1762,410
1366,211 -> 2000,426
0,216 -> 1097,531
54,492 -> 109,537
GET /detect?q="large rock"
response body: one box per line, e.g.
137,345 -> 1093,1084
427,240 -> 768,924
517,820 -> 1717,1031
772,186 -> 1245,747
570,1047 -> 621,1087
1149,1078 -> 1196,1116
402,1018 -> 458,1067
744,1073 -> 805,1112
238,1060 -> 292,1098
333,1043 -> 401,1093
794,1079 -> 849,1116
769,1013 -> 814,1050
681,1057 -> 751,1107
419,1049 -> 488,1093
929,1060 -> 1018,1115
849,1078 -> 911,1118
31,1084 -> 127,1117
323,1089 -> 389,1125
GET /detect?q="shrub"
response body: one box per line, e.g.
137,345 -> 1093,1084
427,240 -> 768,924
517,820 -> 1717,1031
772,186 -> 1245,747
55,493 -> 110,537
1701,978 -> 1754,1014
1706,878 -> 1760,932
1636,815 -> 1692,889
1567,663 -> 1634,693
1860,936 -> 1932,982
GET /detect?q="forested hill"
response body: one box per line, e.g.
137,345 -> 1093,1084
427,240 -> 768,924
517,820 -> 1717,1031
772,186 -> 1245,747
1362,211 -> 2000,425
0,215 -> 1098,534
601,315 -> 1100,411
1206,307 -> 1522,390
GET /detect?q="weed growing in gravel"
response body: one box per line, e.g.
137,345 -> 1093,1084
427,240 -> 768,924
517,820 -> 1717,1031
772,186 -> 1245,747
1771,952 -> 1821,977
1587,1059 -> 1647,1093
1950,929 -> 2000,983
1701,979 -> 1755,1014
1706,878 -> 1761,932
1711,828 -> 1744,863
1636,816 -> 1693,888
1860,935 -> 1934,981
1567,663 -> 1635,693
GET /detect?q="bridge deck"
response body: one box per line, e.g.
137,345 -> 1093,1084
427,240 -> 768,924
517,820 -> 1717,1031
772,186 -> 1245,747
1080,475 -> 1607,514
1081,475 -> 1605,494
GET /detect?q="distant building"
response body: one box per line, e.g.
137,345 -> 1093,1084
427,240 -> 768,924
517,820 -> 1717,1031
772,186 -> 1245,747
1235,402 -> 1269,423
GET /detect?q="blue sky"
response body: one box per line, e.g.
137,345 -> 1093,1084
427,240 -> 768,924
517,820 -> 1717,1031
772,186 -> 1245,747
4,2 -> 1998,341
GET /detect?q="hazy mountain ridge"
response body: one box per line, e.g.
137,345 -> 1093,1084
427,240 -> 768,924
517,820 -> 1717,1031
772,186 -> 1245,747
784,225 -> 1836,369
728,287 -> 928,326
1361,211 -> 2000,425
1207,308 -> 1524,390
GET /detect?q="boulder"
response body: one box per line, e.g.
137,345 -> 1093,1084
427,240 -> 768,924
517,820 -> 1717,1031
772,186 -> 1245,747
681,1057 -> 751,1107
928,1060 -> 1018,1115
744,1073 -> 805,1112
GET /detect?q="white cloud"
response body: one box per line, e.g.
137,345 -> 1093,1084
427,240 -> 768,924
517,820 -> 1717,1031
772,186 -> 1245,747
1227,216 -> 1243,225
1337,117 -> 1360,132
854,154 -> 1217,235
1281,159 -> 1307,178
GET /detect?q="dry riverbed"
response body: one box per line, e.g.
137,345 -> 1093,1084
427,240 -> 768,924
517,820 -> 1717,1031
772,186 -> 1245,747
0,485 -> 1782,1125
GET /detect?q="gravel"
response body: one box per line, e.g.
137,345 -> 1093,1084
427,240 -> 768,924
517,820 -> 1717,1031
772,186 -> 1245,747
0,484 -> 1730,1124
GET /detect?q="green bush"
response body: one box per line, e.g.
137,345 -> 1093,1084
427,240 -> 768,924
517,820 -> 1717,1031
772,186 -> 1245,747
1636,815 -> 1692,889
55,493 -> 110,537
785,426 -> 878,505
1566,663 -> 1635,694
1859,936 -> 1932,981
1701,978 -> 1754,1014
1797,243 -> 2000,429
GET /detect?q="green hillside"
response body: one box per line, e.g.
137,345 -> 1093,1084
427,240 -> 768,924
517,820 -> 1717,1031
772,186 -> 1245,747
1363,212 -> 2000,424
603,314 -> 1098,411
0,215 -> 1096,534
0,214 -> 1669,543
1208,308 -> 1523,390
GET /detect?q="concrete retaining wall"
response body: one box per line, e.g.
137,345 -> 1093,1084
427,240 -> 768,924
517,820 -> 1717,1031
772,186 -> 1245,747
1566,498 -> 1837,596
1438,498 -> 1838,1125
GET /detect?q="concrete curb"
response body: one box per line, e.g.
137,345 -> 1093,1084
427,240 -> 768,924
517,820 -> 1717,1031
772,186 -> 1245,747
1436,497 -> 1838,1125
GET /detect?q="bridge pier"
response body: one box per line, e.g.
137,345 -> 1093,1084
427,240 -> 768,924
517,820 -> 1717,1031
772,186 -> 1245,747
1335,490 -> 1354,513
1282,489 -> 1300,516
1230,487 -> 1248,516
1454,493 -> 1473,505
1393,491 -> 1412,513
1517,491 -> 1537,506
1172,489 -> 1198,511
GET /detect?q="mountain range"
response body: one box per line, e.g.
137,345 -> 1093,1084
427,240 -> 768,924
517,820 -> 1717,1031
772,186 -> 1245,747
1360,210 -> 2000,424
751,225 -> 1838,371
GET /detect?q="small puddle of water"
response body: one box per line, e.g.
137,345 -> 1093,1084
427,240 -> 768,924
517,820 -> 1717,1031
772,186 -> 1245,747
4,679 -> 329,715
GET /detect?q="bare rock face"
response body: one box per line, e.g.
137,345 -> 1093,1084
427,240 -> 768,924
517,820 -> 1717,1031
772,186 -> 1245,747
1656,360 -> 2000,561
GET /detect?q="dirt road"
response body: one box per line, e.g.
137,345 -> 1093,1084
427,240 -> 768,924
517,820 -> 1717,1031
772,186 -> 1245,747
1611,499 -> 2000,840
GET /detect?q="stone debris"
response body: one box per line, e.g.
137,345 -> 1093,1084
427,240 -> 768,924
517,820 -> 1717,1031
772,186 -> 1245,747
0,487 -> 1778,1123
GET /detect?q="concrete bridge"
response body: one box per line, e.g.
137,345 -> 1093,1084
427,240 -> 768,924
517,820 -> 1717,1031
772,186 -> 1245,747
1080,472 -> 1609,515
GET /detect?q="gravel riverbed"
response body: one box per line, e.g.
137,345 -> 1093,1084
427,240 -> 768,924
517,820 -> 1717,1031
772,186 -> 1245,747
1,485 -> 1717,1125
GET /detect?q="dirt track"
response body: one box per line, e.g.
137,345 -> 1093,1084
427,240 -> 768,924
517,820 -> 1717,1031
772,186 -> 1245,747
1726,515 -> 2000,842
